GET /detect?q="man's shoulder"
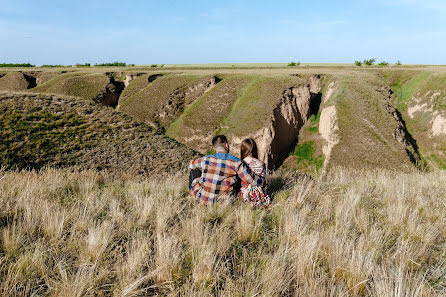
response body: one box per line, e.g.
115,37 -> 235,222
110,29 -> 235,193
206,153 -> 240,163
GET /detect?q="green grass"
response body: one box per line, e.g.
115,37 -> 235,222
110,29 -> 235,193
390,72 -> 431,111
307,111 -> 321,133
291,141 -> 324,172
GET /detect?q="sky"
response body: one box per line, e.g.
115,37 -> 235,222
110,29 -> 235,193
0,0 -> 445,65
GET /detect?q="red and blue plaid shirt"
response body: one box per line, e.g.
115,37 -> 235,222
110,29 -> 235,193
189,153 -> 264,204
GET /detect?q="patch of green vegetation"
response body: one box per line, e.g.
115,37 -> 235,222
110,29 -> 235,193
363,58 -> 376,66
307,111 -> 321,133
291,141 -> 324,171
354,61 -> 362,66
287,61 -> 300,67
390,72 -> 431,111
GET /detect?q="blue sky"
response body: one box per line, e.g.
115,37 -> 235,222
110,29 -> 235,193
0,0 -> 445,65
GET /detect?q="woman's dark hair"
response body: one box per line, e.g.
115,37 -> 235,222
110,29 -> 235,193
240,138 -> 258,160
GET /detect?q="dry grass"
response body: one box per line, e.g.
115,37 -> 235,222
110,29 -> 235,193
0,72 -> 31,91
0,93 -> 197,175
1,168 -> 445,296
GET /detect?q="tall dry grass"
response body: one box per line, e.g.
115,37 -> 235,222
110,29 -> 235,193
0,168 -> 445,296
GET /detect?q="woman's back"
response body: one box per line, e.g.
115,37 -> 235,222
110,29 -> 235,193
239,138 -> 271,207
242,156 -> 266,180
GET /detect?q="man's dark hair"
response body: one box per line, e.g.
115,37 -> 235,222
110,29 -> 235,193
212,135 -> 228,148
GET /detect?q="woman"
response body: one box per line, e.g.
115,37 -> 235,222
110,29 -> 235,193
239,138 -> 271,208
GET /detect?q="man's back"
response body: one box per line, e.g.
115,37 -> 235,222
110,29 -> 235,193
189,153 -> 240,204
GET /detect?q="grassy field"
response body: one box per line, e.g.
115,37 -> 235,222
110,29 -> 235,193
0,168 -> 445,296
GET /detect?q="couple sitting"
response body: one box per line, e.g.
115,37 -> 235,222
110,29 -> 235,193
188,135 -> 271,207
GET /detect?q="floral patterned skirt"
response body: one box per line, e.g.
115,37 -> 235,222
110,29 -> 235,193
240,185 -> 271,208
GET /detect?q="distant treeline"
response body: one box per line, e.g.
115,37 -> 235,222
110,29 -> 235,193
0,62 -> 136,68
0,63 -> 35,67
94,62 -> 135,67
41,64 -> 66,67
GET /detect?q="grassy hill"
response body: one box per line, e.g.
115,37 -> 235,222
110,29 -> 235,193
0,67 -> 444,173
0,168 -> 445,296
0,93 -> 197,175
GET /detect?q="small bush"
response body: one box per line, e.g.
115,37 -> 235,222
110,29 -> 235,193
363,58 -> 376,66
354,61 -> 362,66
74,63 -> 91,67
150,64 -> 158,68
396,60 -> 402,66
0,63 -> 35,67
378,61 -> 389,66
288,61 -> 300,67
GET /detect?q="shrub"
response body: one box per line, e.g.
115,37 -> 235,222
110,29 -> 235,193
288,61 -> 300,67
354,61 -> 362,66
74,63 -> 91,67
396,60 -> 402,66
150,64 -> 158,68
378,61 -> 389,66
363,58 -> 376,66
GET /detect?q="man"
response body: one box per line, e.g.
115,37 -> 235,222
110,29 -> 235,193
188,135 -> 263,204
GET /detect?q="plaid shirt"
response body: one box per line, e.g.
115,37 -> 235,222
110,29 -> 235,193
189,153 -> 264,204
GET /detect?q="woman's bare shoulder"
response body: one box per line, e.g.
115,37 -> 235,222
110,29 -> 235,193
244,157 -> 265,167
